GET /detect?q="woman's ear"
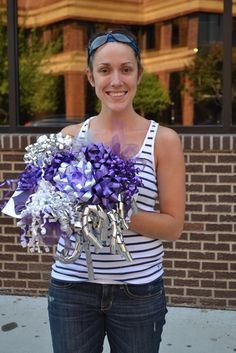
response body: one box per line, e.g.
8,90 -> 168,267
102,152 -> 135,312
86,68 -> 95,87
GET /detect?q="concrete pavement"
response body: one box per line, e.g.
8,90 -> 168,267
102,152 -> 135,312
0,295 -> 236,353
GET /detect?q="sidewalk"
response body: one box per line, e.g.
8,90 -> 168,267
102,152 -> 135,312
0,295 -> 236,353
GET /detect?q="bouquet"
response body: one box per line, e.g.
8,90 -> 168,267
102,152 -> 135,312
1,133 -> 143,279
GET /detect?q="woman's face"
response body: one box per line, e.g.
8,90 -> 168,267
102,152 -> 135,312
87,42 -> 141,114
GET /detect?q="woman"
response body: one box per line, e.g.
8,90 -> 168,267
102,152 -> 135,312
48,29 -> 185,353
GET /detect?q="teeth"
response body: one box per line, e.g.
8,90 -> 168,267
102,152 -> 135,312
109,92 -> 126,97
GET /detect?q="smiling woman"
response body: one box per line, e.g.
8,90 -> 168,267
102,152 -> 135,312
47,29 -> 186,353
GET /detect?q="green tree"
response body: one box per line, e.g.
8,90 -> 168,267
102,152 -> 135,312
183,44 -> 224,106
0,10 -> 62,125
184,44 -> 236,124
133,71 -> 171,117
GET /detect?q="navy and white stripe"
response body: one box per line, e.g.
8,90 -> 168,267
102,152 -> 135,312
51,119 -> 164,284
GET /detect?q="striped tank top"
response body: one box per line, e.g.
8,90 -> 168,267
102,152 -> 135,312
51,118 -> 164,284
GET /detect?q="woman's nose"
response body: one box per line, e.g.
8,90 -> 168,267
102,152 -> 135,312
111,71 -> 122,86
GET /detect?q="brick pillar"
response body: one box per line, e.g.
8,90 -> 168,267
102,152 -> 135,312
182,16 -> 199,125
182,77 -> 194,126
64,72 -> 85,120
187,16 -> 199,49
158,72 -> 170,90
157,22 -> 172,94
160,22 -> 172,50
63,23 -> 86,120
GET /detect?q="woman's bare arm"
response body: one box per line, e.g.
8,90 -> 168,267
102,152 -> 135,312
129,127 -> 186,241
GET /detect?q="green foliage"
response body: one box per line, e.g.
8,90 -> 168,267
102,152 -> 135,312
133,71 -> 171,116
0,11 -> 62,124
184,44 -> 228,105
18,26 -> 62,121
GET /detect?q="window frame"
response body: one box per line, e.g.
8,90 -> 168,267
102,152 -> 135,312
1,0 -> 235,134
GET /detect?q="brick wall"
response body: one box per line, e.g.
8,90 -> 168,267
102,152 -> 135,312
0,133 -> 236,309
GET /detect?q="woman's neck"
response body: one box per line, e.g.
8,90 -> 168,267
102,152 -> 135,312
96,107 -> 142,131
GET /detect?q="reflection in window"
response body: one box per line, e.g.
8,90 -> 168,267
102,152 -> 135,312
0,1 -> 9,126
181,13 -> 223,125
17,17 -> 63,126
233,17 -> 236,125
198,13 -> 223,47
172,17 -> 188,48
184,44 -> 222,125
169,72 -> 182,125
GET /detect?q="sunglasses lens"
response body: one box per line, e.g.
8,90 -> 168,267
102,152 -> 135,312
112,33 -> 132,43
88,32 -> 139,59
89,35 -> 108,53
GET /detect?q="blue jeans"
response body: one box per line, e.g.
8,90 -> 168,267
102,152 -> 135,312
48,277 -> 167,353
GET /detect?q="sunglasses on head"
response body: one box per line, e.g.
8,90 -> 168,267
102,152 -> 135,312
87,31 -> 140,62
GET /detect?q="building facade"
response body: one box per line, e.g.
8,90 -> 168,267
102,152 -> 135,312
0,0 -> 236,310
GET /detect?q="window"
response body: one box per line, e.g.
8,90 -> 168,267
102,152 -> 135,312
1,0 -> 235,133
0,0 -> 8,126
233,17 -> 236,125
172,16 -> 188,48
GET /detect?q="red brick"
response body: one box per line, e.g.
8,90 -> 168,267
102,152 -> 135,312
175,260 -> 201,269
215,290 -> 236,298
217,253 -> 236,261
174,279 -> 199,287
190,233 -> 216,241
188,270 -> 214,279
170,297 -> 197,306
28,281 -> 49,289
205,224 -> 232,232
184,223 -> 204,231
191,175 -> 217,183
205,165 -> 232,173
187,288 -> 212,297
201,280 -> 227,289
191,214 -> 217,222
165,287 -> 184,295
229,282 -> 236,290
0,271 -> 16,278
199,298 -> 226,308
16,254 -> 40,262
202,262 -> 228,271
218,195 -> 235,203
216,272 -> 236,280
189,252 -> 215,260
205,204 -> 231,213
189,155 -> 216,163
190,194 -> 216,202
175,242 -> 201,250
3,280 -> 27,288
18,272 -> 41,280
5,263 -> 28,271
203,243 -> 230,251
164,250 -> 187,259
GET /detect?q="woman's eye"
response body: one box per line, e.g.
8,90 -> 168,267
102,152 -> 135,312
122,67 -> 132,73
99,67 -> 109,74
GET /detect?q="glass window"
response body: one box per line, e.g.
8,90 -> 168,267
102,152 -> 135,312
172,16 -> 188,48
17,2 -> 84,127
180,13 -> 223,125
0,0 -> 234,133
198,13 -> 223,47
0,0 -> 9,126
233,16 -> 236,125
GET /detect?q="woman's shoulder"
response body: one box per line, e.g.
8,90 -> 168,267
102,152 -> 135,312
60,122 -> 84,137
155,125 -> 183,158
157,125 -> 181,145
